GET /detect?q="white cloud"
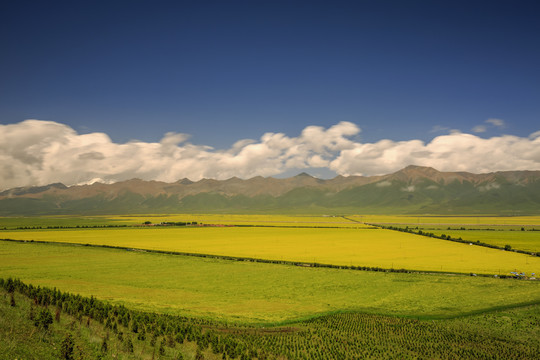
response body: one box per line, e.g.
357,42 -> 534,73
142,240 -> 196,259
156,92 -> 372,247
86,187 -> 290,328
472,125 -> 487,133
329,132 -> 540,176
472,118 -> 505,133
0,119 -> 539,190
429,125 -> 450,133
486,118 -> 505,127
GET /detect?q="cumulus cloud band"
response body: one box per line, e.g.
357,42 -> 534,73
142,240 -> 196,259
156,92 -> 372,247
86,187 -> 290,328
0,119 -> 539,189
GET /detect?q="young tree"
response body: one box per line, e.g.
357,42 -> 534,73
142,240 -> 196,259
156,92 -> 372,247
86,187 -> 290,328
5,278 -> 15,293
60,333 -> 75,360
100,336 -> 108,354
35,308 -> 54,330
195,347 -> 205,360
126,337 -> 134,353
29,304 -> 35,320
159,339 -> 166,356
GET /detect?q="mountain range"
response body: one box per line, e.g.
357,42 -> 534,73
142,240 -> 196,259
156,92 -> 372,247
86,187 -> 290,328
1,165 -> 539,215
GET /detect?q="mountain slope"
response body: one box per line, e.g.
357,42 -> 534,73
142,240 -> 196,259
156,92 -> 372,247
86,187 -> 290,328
0,166 -> 539,215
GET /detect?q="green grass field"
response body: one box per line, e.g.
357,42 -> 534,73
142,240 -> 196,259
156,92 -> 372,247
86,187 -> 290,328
3,214 -> 539,228
3,284 -> 540,360
0,215 -> 132,229
2,225 -> 539,275
0,214 -> 365,229
1,240 -> 539,324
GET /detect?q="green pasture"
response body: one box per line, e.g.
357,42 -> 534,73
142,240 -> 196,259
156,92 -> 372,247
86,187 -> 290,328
3,213 -> 539,229
111,214 -> 363,227
0,214 -> 364,230
1,240 -> 539,324
1,226 -> 539,275
0,215 -> 131,229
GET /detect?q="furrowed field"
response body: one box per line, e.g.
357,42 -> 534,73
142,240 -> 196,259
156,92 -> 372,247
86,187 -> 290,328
1,214 -> 540,359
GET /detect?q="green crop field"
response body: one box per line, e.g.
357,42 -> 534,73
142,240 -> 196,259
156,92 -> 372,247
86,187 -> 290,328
1,240 -> 539,324
111,214 -> 364,227
2,225 -> 539,275
0,214 -> 364,230
3,214 -> 538,228
0,215 -> 132,229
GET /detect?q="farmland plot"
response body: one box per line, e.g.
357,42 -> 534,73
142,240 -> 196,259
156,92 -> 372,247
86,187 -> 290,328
2,226 -> 539,274
1,240 -> 539,323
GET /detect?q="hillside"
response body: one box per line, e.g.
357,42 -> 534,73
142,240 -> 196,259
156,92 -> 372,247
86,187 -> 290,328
0,165 -> 539,215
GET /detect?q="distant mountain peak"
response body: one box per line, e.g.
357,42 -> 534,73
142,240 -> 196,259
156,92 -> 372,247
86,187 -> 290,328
295,172 -> 314,178
390,165 -> 444,181
176,178 -> 194,185
400,165 -> 439,173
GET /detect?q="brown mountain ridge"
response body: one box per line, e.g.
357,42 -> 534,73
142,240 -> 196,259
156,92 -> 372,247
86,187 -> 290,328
1,165 -> 539,215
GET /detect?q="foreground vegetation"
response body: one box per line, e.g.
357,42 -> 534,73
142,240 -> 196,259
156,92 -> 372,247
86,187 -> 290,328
2,279 -> 540,359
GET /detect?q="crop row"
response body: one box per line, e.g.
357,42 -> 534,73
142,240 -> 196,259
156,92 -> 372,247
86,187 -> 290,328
2,277 -> 539,359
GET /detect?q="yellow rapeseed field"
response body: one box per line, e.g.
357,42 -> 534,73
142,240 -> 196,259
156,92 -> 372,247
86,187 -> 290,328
2,226 -> 539,275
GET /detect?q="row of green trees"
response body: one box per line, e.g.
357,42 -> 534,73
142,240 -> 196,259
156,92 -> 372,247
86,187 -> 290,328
4,277 -> 540,359
1,277 -> 266,359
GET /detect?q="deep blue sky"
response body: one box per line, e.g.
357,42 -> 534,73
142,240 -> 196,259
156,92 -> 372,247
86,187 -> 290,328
1,0 -> 539,147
